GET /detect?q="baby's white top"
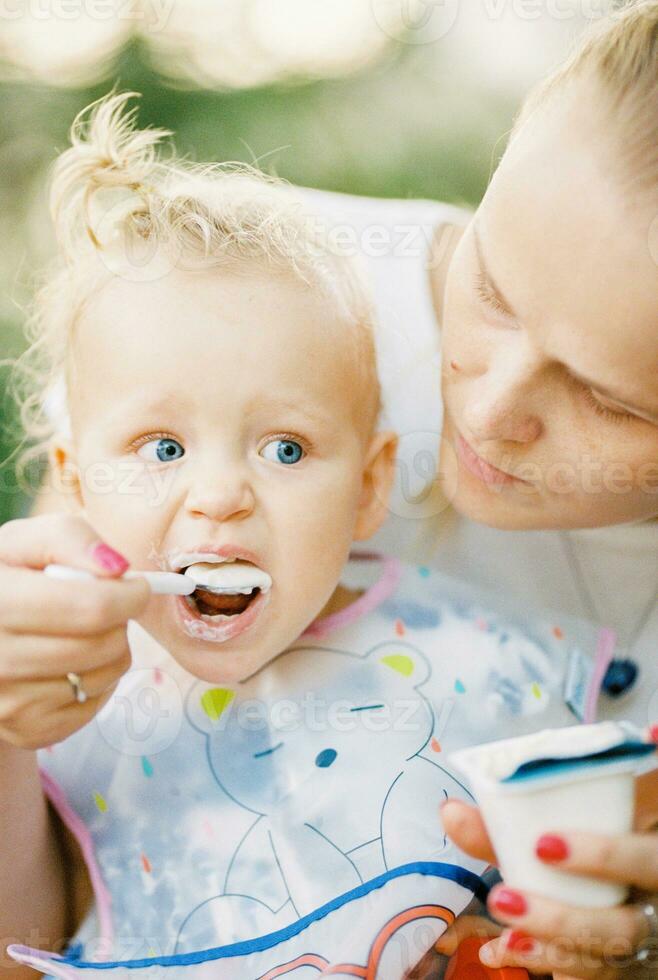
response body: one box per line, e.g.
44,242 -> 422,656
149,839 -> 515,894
41,188 -> 658,731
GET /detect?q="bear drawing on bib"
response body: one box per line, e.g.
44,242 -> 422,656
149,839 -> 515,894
177,641 -> 480,953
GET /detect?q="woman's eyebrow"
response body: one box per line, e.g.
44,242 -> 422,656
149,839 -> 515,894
473,225 -> 517,317
569,368 -> 658,424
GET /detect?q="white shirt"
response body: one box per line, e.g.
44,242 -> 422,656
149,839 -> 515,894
300,187 -> 658,732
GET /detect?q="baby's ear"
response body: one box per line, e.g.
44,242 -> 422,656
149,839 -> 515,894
353,429 -> 398,541
48,435 -> 84,511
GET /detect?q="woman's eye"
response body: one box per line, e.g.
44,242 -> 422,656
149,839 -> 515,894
260,439 -> 305,465
581,387 -> 633,424
474,271 -> 511,318
136,437 -> 185,462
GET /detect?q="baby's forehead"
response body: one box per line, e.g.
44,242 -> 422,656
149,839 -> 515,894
70,265 -> 378,435
75,267 -> 309,356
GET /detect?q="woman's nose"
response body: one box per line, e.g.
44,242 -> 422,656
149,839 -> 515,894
184,467 -> 255,523
463,350 -> 544,445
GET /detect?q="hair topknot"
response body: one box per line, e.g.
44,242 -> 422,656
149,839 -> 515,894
47,88 -> 375,290
51,88 -> 173,255
3,89 -> 380,491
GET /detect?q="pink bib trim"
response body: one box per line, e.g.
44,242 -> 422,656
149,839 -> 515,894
38,767 -> 114,959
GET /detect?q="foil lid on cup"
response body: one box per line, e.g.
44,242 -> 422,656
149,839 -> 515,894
451,721 -> 656,789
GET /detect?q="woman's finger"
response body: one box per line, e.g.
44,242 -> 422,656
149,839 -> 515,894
0,624 -> 134,678
0,658 -> 129,750
0,565 -> 150,636
634,768 -> 658,833
477,929 -> 624,979
441,799 -> 498,864
433,915 -> 501,955
485,883 -> 652,956
534,829 -> 658,893
45,680 -> 124,748
0,512 -> 127,576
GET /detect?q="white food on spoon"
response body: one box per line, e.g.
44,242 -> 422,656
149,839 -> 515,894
184,560 -> 272,595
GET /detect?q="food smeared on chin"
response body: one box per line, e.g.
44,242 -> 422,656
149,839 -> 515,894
182,561 -> 272,618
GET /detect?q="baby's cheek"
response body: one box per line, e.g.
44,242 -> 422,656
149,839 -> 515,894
273,490 -> 356,612
79,453 -> 171,517
81,488 -> 162,568
633,446 -> 658,495
277,474 -> 358,540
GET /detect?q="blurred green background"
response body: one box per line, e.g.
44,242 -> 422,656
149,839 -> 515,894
0,0 -> 615,522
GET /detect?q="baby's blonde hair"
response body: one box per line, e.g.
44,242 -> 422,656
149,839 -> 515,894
510,1 -> 658,189
6,90 -> 380,492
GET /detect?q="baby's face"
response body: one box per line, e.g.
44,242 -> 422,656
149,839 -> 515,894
60,267 -> 393,682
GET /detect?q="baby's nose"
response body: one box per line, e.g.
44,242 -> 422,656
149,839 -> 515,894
185,470 -> 255,523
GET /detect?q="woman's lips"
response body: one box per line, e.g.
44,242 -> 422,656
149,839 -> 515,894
173,587 -> 270,644
456,433 -> 527,487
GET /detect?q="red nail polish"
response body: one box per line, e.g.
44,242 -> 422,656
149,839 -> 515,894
490,887 -> 528,917
536,833 -> 570,863
91,542 -> 129,574
649,724 -> 658,745
506,930 -> 535,954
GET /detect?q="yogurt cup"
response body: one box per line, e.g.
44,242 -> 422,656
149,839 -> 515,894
449,721 -> 656,907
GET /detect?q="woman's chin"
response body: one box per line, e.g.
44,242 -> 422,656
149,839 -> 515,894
449,481 -> 553,530
450,482 -> 656,531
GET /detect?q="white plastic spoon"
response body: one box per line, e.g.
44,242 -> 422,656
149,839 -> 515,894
43,563 -> 196,595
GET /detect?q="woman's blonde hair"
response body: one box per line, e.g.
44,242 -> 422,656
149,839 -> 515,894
4,89 -> 379,492
427,1 -> 658,551
510,1 -> 658,188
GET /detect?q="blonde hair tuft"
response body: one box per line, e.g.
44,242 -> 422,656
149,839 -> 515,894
4,90 -> 380,493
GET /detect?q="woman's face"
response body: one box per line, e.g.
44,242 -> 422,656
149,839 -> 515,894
440,83 -> 658,530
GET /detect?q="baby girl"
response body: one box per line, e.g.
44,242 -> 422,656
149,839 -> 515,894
2,92 -> 573,979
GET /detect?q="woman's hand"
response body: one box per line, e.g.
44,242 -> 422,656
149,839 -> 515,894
0,513 -> 151,751
437,780 -> 658,978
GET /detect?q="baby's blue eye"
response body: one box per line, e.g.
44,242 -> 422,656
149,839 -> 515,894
260,439 -> 304,466
136,437 -> 185,463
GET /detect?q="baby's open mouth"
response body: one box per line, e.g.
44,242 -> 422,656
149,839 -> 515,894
181,560 -> 271,619
187,586 -> 260,617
